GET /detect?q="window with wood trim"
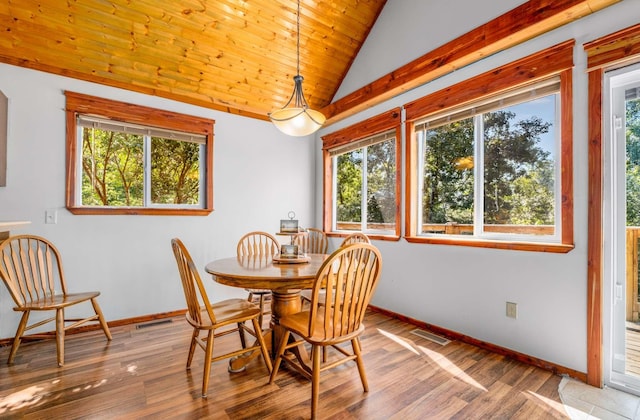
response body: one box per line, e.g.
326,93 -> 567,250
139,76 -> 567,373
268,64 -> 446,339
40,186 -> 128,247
65,92 -> 214,216
404,41 -> 575,253
322,109 -> 402,240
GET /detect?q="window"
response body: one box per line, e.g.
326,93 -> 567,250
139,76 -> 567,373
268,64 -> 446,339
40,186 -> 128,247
404,41 -> 575,252
322,108 -> 401,240
65,92 -> 214,215
416,80 -> 559,237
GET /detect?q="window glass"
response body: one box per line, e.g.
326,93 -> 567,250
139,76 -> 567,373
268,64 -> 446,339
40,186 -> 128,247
150,137 -> 202,205
333,135 -> 396,234
483,99 -> 556,234
419,116 -> 474,234
79,121 -> 204,208
336,151 -> 363,227
367,140 -> 396,231
415,90 -> 559,240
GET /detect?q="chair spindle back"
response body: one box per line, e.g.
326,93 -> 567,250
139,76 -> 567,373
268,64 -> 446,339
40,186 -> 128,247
237,231 -> 280,257
171,238 -> 216,325
340,232 -> 370,247
307,243 -> 381,339
294,228 -> 328,254
0,235 -> 67,307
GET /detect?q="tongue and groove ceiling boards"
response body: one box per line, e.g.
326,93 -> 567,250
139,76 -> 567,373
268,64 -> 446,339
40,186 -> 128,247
0,1 -> 620,125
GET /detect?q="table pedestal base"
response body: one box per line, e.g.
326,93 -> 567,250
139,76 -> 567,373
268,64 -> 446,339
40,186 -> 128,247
227,289 -> 310,372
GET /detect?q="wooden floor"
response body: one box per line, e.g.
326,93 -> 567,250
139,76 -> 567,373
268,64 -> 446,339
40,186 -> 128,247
0,311 -> 569,419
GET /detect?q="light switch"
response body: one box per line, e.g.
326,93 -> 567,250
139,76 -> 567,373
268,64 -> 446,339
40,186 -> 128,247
45,209 -> 57,224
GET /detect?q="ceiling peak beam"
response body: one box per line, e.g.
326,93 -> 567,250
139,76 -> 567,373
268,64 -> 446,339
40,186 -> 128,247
321,0 -> 621,126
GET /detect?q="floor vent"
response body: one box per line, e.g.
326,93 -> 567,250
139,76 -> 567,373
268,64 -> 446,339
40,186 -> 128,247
136,319 -> 173,329
410,329 -> 450,346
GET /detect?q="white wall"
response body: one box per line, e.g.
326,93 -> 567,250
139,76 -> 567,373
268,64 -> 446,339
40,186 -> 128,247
0,64 -> 316,337
334,0 -> 528,101
318,0 -> 640,373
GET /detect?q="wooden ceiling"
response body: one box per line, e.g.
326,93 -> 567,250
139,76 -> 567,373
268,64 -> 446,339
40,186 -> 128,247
0,0 -> 386,121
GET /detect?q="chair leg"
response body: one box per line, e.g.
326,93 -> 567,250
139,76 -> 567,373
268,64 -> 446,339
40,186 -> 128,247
251,318 -> 272,373
258,294 -> 265,329
201,330 -> 215,398
187,329 -> 199,369
241,291 -> 255,346
91,298 -> 112,340
268,330 -> 291,384
311,344 -> 321,420
56,308 -> 65,367
8,311 -> 30,365
352,338 -> 369,392
237,322 -> 247,349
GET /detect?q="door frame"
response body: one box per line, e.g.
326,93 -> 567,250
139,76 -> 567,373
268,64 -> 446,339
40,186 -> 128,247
586,23 -> 640,388
602,64 -> 640,393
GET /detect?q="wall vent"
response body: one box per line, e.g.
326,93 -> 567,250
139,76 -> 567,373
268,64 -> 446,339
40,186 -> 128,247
410,329 -> 450,346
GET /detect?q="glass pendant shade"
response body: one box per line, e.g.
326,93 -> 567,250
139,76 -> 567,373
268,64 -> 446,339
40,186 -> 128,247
270,75 -> 326,137
270,107 -> 326,137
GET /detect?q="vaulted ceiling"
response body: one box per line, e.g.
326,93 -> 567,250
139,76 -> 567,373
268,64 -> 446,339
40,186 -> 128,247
0,0 -> 386,120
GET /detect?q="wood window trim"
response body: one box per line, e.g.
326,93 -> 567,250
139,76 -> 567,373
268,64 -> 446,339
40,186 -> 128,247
321,108 -> 402,241
584,23 -> 640,389
64,91 -> 214,216
404,40 -> 575,253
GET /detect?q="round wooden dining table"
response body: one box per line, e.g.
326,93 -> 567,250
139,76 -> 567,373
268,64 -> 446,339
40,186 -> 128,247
205,253 -> 329,370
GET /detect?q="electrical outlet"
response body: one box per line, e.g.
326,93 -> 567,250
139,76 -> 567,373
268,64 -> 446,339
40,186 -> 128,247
506,302 -> 517,319
45,209 -> 57,224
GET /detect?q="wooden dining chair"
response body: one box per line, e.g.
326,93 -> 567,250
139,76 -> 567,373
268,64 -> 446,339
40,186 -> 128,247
293,227 -> 328,254
0,234 -> 112,367
171,238 -> 272,398
300,232 -> 371,307
236,231 -> 280,329
269,243 -> 382,420
340,232 -> 371,246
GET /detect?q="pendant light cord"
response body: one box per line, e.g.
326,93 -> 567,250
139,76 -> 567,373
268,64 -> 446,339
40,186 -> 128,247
296,0 -> 300,76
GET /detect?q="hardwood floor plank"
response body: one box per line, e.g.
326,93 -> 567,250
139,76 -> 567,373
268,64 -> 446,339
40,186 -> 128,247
0,311 -> 570,419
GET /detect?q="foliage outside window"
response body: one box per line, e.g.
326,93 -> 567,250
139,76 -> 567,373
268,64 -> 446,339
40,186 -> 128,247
65,92 -> 214,215
626,93 -> 640,226
322,109 -> 402,240
404,41 -> 575,252
334,131 -> 396,233
416,82 -> 558,239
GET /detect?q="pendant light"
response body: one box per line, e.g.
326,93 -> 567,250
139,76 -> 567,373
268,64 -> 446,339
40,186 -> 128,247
269,0 -> 326,136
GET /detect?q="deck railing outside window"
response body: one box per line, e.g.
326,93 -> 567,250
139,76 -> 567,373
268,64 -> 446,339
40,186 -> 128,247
627,227 -> 640,322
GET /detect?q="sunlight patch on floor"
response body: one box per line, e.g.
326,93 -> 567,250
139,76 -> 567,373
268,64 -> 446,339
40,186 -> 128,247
0,385 -> 46,414
377,328 -> 420,355
418,345 -> 488,391
376,327 -> 487,391
525,389 -> 569,416
0,376 -> 111,415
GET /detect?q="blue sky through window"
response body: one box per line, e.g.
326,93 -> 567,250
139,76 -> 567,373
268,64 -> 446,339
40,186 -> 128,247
506,94 -> 557,158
